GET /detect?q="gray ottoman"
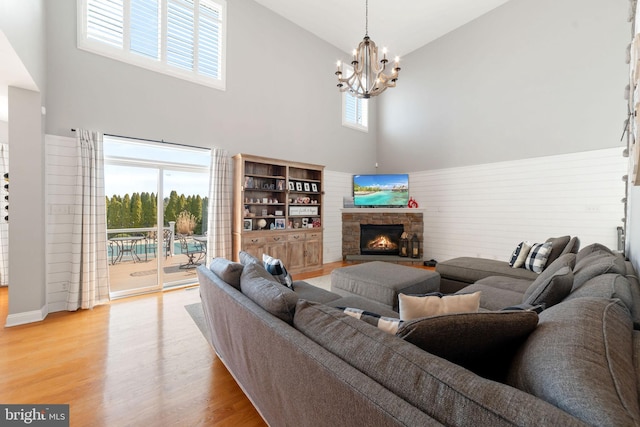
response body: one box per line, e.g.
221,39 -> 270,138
331,261 -> 440,311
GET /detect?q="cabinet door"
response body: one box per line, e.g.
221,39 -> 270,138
264,235 -> 287,261
304,239 -> 322,268
287,239 -> 306,271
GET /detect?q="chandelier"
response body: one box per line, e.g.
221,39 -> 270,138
335,0 -> 401,99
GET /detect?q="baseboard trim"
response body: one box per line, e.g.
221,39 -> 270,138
5,304 -> 48,327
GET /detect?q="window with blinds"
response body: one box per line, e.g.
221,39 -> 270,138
78,0 -> 226,90
343,92 -> 369,132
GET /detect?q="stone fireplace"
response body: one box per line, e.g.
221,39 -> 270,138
342,208 -> 424,262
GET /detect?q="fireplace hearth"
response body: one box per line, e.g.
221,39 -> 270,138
360,224 -> 404,256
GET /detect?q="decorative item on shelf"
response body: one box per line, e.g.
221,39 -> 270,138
275,218 -> 285,229
410,234 -> 420,259
335,0 -> 401,99
243,219 -> 252,231
304,183 -> 310,192
276,180 -> 285,190
408,197 -> 419,208
275,210 -> 283,216
244,176 -> 254,189
399,232 -> 409,257
311,183 -> 318,192
296,182 -> 303,191
288,181 -> 295,191
257,219 -> 267,230
312,218 -> 321,228
261,208 -> 268,216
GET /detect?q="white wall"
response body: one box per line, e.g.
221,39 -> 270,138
44,0 -> 377,174
322,170 -> 352,263
377,0 -> 629,172
412,147 -> 626,263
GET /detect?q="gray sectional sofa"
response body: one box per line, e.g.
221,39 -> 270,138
196,243 -> 640,426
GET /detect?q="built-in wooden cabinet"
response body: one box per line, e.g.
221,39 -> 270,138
232,154 -> 324,273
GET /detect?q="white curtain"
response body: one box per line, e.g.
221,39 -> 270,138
67,129 -> 110,310
0,143 -> 8,286
206,147 -> 232,261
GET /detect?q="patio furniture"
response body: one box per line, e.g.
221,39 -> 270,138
109,235 -> 145,264
178,234 -> 206,269
146,229 -> 173,259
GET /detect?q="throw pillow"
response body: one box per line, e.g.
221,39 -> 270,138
544,235 -> 571,266
521,253 -> 576,310
209,257 -> 244,290
397,310 -> 539,381
262,254 -> 293,288
507,297 -> 640,426
509,241 -> 532,268
398,291 -> 481,321
523,242 -> 552,273
239,262 -> 298,324
340,307 -> 403,334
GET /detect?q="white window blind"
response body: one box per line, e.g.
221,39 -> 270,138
343,92 -> 368,131
79,0 -> 226,90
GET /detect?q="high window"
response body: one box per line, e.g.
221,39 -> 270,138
78,0 -> 226,90
341,66 -> 369,131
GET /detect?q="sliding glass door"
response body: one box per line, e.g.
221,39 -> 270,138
104,137 -> 210,298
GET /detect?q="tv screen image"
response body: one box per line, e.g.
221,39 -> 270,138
353,174 -> 409,207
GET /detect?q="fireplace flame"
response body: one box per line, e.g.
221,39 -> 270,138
367,235 -> 398,250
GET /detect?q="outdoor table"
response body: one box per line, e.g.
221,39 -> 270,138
109,236 -> 145,264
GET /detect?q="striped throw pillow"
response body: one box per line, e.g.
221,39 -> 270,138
524,242 -> 553,274
262,254 -> 293,288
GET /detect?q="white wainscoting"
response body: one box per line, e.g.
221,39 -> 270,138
45,135 -> 77,313
409,148 -> 627,263
323,170 -> 352,263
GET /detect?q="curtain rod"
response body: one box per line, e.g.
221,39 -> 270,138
70,129 -> 209,151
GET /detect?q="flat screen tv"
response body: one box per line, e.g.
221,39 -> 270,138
353,174 -> 409,207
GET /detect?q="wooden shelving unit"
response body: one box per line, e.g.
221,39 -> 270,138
232,154 -> 324,273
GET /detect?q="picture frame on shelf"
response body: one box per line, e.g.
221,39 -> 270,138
304,182 -> 310,192
311,183 -> 318,192
243,219 -> 252,231
244,176 -> 254,189
288,181 -> 295,191
276,179 -> 285,190
296,182 -> 302,192
275,218 -> 285,229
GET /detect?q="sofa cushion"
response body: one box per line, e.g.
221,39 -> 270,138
572,253 -> 626,291
458,279 -> 530,311
509,241 -> 532,268
544,235 -> 571,266
522,253 -> 576,309
575,242 -> 615,263
294,300 -> 583,427
524,242 -> 552,273
564,274 -> 633,311
239,250 -> 262,266
560,236 -> 580,256
507,297 -> 640,426
291,280 -> 342,304
397,310 -> 538,381
436,257 -> 539,284
624,268 -> 640,329
398,292 -> 481,320
209,257 -> 244,290
262,254 -> 293,288
240,262 -> 298,324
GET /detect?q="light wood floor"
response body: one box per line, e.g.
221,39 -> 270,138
0,260 -> 431,426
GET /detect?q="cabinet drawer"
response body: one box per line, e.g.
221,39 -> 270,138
266,235 -> 285,244
243,236 -> 266,246
306,232 -> 322,241
287,233 -> 306,242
